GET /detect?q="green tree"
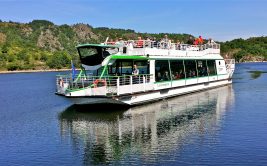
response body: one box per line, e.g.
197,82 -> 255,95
46,51 -> 71,69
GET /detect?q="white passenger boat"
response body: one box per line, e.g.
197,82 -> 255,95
55,39 -> 235,106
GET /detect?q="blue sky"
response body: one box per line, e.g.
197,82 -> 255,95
0,0 -> 266,41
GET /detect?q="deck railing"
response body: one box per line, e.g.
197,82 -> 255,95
108,40 -> 220,52
56,74 -> 154,96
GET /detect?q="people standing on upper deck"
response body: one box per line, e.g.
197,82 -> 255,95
162,34 -> 169,43
198,36 -> 204,45
170,40 -> 175,50
136,36 -> 144,48
176,40 -> 181,50
160,34 -> 169,49
193,38 -> 199,45
145,36 -> 151,48
207,38 -> 216,44
152,37 -> 159,48
207,38 -> 216,48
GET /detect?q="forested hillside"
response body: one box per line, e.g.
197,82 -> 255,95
220,37 -> 267,62
0,20 -> 266,71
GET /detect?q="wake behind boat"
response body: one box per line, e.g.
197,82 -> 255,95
55,38 -> 235,106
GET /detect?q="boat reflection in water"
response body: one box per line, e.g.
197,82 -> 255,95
59,85 -> 234,165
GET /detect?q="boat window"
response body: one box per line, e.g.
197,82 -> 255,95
197,60 -> 208,77
103,47 -> 118,57
87,66 -> 105,76
134,61 -> 149,74
184,60 -> 197,78
170,60 -> 185,80
108,60 -> 149,76
78,46 -> 118,66
108,60 -> 121,75
78,46 -> 103,66
155,60 -> 171,82
79,47 -> 98,58
207,60 -> 217,75
121,61 -> 133,74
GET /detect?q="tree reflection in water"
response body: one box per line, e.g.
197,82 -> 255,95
58,85 -> 234,165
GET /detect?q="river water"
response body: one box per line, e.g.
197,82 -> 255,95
0,62 -> 267,166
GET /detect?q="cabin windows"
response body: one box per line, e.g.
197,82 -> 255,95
121,61 -> 133,74
78,46 -> 119,66
184,60 -> 197,78
155,60 -> 171,82
196,60 -> 208,77
79,47 -> 98,58
154,59 -> 218,82
108,59 -> 149,76
78,46 -> 103,66
207,60 -> 217,75
170,60 -> 185,80
135,61 -> 149,74
108,61 -> 120,75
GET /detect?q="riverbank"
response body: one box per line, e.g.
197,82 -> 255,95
0,68 -> 72,74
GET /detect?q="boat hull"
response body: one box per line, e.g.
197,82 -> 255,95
63,78 -> 232,106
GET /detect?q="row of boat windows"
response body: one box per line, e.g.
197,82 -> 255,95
155,60 -> 216,82
94,60 -> 217,80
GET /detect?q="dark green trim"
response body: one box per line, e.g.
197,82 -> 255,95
110,55 -> 148,60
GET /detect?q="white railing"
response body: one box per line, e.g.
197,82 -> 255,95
108,40 -> 220,52
56,74 -> 154,96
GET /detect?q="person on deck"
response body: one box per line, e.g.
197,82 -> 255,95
162,35 -> 169,49
136,36 -> 144,48
132,64 -> 139,75
198,36 -> 204,45
194,38 -> 199,45
132,64 -> 140,84
153,37 -> 159,48
207,38 -> 216,48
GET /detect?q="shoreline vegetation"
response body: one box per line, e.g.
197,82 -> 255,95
0,20 -> 266,72
1,61 -> 267,74
0,68 -> 72,74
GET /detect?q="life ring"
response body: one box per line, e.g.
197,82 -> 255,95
93,79 -> 107,88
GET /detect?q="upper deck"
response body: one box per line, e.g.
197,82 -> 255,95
76,40 -> 222,68
109,40 -> 221,59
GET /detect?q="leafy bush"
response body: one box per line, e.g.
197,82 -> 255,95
46,51 -> 71,69
6,61 -> 24,71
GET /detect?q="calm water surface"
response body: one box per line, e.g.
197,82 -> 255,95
0,63 -> 267,165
